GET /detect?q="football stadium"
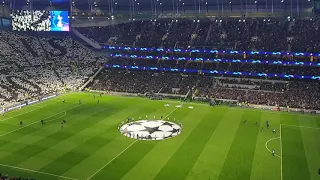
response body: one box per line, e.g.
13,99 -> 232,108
0,0 -> 320,179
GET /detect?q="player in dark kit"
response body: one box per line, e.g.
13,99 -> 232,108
261,127 -> 264,132
255,121 -> 258,126
63,99 -> 65,103
266,121 -> 269,129
243,119 -> 247,124
20,121 -> 23,126
41,119 -> 44,125
97,100 -> 100,104
79,100 -> 82,104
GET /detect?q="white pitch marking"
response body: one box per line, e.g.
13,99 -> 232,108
281,124 -> 320,130
280,124 -> 283,180
86,104 -> 182,180
0,104 -> 81,137
265,137 -> 282,158
85,140 -> 137,180
0,163 -> 78,180
0,107 -> 43,122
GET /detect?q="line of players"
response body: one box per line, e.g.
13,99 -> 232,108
243,119 -> 277,156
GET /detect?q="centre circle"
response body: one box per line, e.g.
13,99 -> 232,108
119,120 -> 182,141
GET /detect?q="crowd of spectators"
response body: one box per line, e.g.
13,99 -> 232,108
77,18 -> 320,52
2,18 -> 320,112
90,69 -> 320,110
107,56 -> 320,76
0,30 -> 107,108
11,10 -> 50,31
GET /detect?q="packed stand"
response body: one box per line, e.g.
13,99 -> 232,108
11,10 -> 50,31
90,69 -> 320,110
0,30 -> 107,108
77,18 -> 320,52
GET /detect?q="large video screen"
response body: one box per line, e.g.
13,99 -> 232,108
50,11 -> 70,31
11,10 -> 69,32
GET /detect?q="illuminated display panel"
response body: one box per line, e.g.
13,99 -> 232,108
50,11 -> 70,32
11,10 -> 70,32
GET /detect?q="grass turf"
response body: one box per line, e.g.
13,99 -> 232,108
0,92 -> 319,180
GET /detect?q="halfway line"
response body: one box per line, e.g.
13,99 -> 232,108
86,103 -> 182,180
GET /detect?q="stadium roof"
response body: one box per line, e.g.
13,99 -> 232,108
9,0 -> 315,11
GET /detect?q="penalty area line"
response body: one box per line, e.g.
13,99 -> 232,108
86,104 -> 182,180
0,163 -> 78,180
265,137 -> 282,159
281,124 -> 320,130
0,107 -> 43,122
0,104 -> 81,137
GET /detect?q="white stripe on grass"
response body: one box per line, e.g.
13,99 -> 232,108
0,104 -> 82,137
280,124 -> 283,180
0,106 -> 43,122
86,104 -> 183,180
281,124 -> 320,130
0,163 -> 78,180
265,137 -> 282,159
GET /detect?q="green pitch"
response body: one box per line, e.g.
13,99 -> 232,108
0,92 -> 319,180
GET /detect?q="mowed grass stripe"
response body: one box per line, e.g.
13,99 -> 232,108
64,100 -> 168,179
0,101 -> 78,135
0,103 -> 118,167
28,106 -> 121,175
0,103 -> 90,154
120,104 -> 206,180
91,140 -> 157,180
218,110 -> 261,180
282,125 -> 311,180
38,101 -> 159,177
153,106 -> 226,180
250,111 -> 281,180
185,108 -> 244,180
298,115 -> 320,180
85,101 -> 181,180
0,96 -> 140,178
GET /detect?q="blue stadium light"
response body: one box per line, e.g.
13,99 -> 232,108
104,64 -> 319,80
109,53 -> 320,67
104,45 -> 320,57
